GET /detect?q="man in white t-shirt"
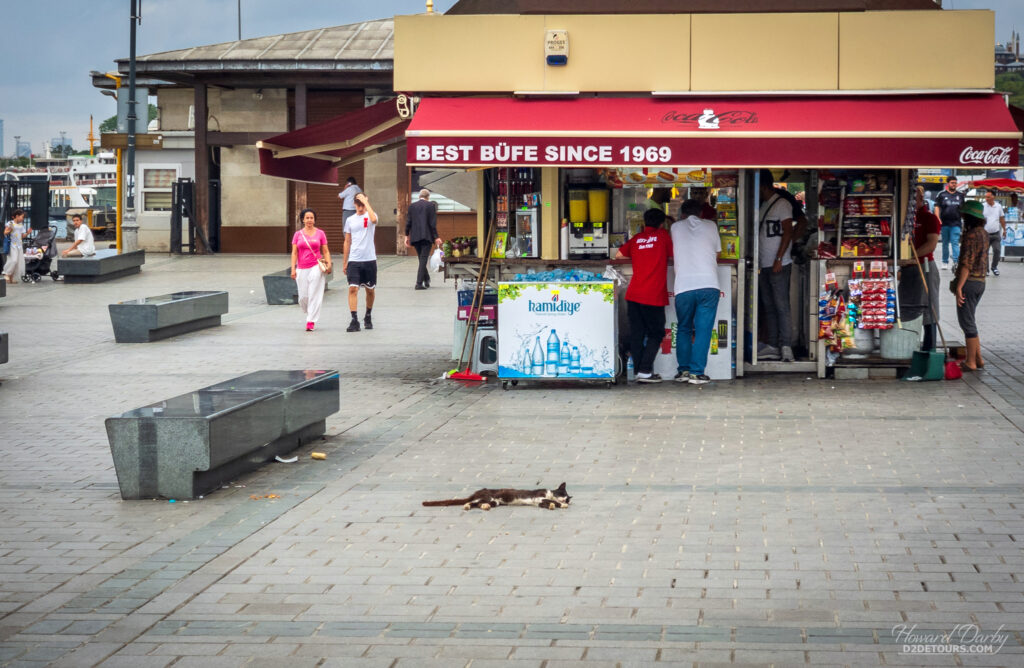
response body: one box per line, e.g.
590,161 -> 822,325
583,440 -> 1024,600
343,192 -> 378,332
338,177 -> 362,225
756,169 -> 795,362
62,214 -> 96,257
670,199 -> 721,385
982,189 -> 1006,276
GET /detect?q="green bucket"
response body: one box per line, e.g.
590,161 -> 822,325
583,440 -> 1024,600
906,350 -> 945,381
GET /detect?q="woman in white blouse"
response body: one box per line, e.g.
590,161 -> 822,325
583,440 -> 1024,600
2,208 -> 27,284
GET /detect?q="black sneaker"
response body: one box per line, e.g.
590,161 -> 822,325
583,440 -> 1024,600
346,319 -> 361,332
688,374 -> 711,385
363,315 -> 373,330
674,371 -> 690,383
636,373 -> 663,384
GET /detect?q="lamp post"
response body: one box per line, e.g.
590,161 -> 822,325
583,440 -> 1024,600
122,0 -> 141,252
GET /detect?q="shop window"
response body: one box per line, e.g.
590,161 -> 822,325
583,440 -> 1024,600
142,167 -> 177,212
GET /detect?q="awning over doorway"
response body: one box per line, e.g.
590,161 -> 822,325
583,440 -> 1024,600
406,94 -> 1021,169
257,100 -> 410,185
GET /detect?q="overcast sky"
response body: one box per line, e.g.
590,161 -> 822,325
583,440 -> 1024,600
0,0 -> 1021,157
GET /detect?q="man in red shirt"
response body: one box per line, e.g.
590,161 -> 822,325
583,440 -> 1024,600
615,208 -> 673,383
898,186 -> 941,350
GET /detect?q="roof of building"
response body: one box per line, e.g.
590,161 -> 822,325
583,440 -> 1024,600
1007,61 -> 1024,70
96,19 -> 396,89
447,0 -> 941,13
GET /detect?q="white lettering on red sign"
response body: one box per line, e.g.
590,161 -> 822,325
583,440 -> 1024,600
959,146 -> 1013,165
415,144 -> 473,162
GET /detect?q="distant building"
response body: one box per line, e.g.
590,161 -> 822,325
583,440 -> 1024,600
0,119 -> 4,157
51,136 -> 72,149
996,31 -> 1021,74
15,141 -> 31,158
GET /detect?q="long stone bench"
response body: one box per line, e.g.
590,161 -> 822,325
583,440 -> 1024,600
262,268 -> 332,305
0,279 -> 6,299
109,290 -> 229,343
105,370 -> 340,500
58,248 -> 145,283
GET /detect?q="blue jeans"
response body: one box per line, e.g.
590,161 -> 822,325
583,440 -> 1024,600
940,225 -> 961,264
674,288 -> 720,375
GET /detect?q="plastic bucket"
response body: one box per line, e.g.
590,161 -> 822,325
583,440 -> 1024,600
880,315 -> 922,359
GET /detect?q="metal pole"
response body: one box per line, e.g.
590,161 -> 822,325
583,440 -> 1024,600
123,0 -> 140,251
238,0 -> 241,40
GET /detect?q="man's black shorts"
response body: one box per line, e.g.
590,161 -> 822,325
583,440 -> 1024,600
346,260 -> 377,289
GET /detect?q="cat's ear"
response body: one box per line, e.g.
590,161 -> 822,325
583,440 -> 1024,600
556,482 -> 567,492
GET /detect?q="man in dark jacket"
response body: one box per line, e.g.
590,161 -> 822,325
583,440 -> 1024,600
406,189 -> 442,289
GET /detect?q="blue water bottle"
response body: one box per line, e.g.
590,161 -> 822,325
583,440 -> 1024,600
545,329 -> 560,376
531,337 -> 544,375
569,346 -> 581,374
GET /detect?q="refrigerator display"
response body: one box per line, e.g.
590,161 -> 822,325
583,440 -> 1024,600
497,281 -> 616,380
652,264 -> 735,380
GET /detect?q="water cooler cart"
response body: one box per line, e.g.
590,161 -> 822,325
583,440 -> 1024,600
497,281 -> 617,388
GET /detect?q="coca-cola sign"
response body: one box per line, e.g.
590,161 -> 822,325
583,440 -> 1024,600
959,146 -> 1014,165
662,109 -> 759,129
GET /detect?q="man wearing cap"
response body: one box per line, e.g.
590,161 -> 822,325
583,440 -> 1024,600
406,189 -> 441,290
934,176 -> 964,270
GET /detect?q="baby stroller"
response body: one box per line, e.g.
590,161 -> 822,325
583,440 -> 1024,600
22,226 -> 60,283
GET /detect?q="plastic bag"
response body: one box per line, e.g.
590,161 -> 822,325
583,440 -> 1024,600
428,248 -> 444,273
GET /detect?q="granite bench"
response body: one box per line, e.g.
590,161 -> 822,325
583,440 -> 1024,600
0,279 -> 6,299
58,248 -> 145,283
109,290 -> 229,343
262,268 -> 332,305
0,331 -> 8,366
105,370 -> 340,500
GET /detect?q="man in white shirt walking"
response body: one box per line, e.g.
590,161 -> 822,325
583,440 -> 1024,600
670,199 -> 721,384
982,189 -> 1006,276
338,177 -> 362,224
343,193 -> 378,332
61,214 -> 96,257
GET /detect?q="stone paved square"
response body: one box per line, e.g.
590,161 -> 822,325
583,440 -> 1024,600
1,254 -> 1023,666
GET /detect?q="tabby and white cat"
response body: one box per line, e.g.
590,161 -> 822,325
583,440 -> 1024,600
422,482 -> 571,511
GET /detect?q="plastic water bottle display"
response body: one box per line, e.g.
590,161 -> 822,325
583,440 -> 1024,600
559,342 -> 570,374
569,346 -> 581,374
580,348 -> 594,376
521,347 -> 532,373
545,329 -> 560,376
531,337 -> 544,375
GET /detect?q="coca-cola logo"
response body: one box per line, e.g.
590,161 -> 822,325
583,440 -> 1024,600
662,110 -> 758,127
959,146 -> 1013,165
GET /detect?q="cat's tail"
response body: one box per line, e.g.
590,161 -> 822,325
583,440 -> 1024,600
422,498 -> 471,507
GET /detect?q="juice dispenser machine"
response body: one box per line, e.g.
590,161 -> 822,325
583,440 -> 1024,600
568,186 -> 611,259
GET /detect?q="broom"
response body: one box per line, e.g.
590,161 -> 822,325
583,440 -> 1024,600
908,234 -> 958,380
448,223 -> 497,382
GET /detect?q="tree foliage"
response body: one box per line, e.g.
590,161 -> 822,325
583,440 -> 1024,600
996,73 -> 1024,108
99,104 -> 159,133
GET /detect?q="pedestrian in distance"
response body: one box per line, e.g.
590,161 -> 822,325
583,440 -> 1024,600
614,207 -> 673,383
982,189 -> 1006,276
756,169 -> 796,362
290,208 -> 331,332
62,214 -> 96,258
406,188 -> 442,290
934,176 -> 964,269
670,199 -> 721,385
3,208 -> 27,284
343,192 -> 378,332
338,176 -> 362,226
953,200 -> 989,372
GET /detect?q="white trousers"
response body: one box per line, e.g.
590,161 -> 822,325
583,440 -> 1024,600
296,266 -> 326,324
2,245 -> 24,281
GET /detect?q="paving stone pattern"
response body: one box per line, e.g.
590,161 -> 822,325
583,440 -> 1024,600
1,254 -> 1023,666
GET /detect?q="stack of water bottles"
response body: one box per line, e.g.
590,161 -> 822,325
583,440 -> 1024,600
519,328 -> 590,377
511,268 -> 603,282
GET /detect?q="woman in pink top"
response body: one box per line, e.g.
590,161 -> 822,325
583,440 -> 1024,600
290,209 -> 332,331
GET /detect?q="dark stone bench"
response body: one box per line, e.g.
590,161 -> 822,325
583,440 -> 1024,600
58,248 -> 145,283
262,268 -> 332,305
105,370 -> 340,500
0,331 -> 8,365
109,290 -> 229,343
0,279 -> 6,299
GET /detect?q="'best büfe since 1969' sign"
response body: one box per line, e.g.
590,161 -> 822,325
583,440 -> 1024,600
407,138 -> 1018,168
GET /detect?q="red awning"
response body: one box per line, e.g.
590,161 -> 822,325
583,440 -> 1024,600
258,100 -> 410,185
406,95 -> 1021,169
970,178 -> 1024,193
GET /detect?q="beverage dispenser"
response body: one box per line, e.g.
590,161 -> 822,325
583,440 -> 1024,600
568,186 -> 611,259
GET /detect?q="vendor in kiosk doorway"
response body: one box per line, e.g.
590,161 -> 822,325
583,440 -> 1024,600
757,169 -> 796,363
934,176 -> 964,270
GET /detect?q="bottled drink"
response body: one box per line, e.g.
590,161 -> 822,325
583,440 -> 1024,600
626,354 -> 635,381
710,328 -> 719,355
569,346 -> 581,374
521,347 -> 532,373
545,329 -> 560,375
532,337 -> 544,375
559,342 -> 570,373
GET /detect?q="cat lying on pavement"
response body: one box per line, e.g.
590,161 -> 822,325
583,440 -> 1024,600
422,482 -> 571,511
